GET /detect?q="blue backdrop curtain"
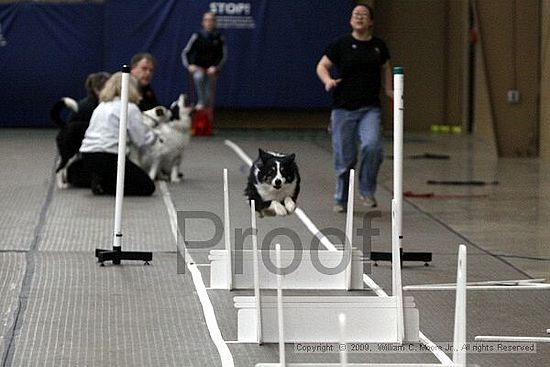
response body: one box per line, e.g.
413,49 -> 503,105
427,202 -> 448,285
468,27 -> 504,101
0,1 -> 351,127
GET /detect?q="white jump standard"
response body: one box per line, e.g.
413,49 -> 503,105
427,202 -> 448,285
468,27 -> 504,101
95,65 -> 152,265
370,67 -> 431,267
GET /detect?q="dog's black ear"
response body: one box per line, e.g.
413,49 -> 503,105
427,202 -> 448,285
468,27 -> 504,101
287,153 -> 296,162
259,149 -> 270,162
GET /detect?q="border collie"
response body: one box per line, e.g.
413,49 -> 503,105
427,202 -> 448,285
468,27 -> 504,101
245,149 -> 300,217
50,97 -> 81,173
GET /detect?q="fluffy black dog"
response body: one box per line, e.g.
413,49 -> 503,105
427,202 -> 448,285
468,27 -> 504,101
245,149 -> 300,217
50,71 -> 110,173
50,97 -> 87,172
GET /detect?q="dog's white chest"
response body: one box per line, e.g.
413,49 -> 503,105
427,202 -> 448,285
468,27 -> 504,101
255,181 -> 297,202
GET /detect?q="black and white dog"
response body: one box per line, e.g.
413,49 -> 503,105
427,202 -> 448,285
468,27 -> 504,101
50,97 -> 82,173
245,149 -> 300,217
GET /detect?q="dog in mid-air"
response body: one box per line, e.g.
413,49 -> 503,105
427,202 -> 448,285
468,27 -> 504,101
137,94 -> 192,182
245,149 -> 300,217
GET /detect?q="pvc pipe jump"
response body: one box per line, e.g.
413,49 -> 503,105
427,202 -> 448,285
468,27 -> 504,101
276,243 -> 286,366
224,168 -> 232,289
339,313 -> 347,367
251,199 -> 262,344
95,65 -> 152,265
344,169 -> 355,291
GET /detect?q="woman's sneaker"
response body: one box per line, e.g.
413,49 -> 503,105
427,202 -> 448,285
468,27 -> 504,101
333,203 -> 346,213
360,195 -> 377,208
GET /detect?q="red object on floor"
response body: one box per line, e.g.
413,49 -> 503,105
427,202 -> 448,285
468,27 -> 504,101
192,107 -> 213,136
404,191 -> 489,199
404,191 -> 434,198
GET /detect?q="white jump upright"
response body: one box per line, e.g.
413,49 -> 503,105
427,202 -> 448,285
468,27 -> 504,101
370,67 -> 431,268
453,245 -> 467,366
95,65 -> 152,265
112,71 -> 128,252
339,313 -> 348,367
223,168 -> 233,290
392,68 -> 405,344
344,169 -> 355,291
251,200 -> 262,344
275,244 -> 286,366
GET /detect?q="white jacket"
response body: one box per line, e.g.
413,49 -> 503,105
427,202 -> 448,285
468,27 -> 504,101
80,99 -> 155,154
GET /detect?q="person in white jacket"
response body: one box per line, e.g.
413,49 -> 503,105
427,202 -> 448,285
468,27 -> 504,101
71,72 -> 157,196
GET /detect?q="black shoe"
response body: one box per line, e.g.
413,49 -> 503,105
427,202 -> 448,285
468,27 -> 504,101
91,175 -> 105,195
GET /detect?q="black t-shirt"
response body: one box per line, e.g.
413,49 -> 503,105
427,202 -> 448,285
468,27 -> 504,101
186,30 -> 225,69
138,84 -> 159,111
325,34 -> 390,110
69,95 -> 98,124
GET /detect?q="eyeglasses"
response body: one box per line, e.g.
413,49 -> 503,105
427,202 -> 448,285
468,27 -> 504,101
352,13 -> 370,19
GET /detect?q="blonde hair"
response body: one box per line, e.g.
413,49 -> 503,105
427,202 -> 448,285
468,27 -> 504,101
98,72 -> 142,104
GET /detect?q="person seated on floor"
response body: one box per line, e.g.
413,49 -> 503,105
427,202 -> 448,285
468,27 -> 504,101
67,72 -> 157,196
54,72 -> 111,188
70,71 -> 112,123
130,52 -> 159,111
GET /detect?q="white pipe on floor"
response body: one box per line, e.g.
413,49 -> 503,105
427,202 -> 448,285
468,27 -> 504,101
403,284 -> 550,291
405,278 -> 546,288
475,335 -> 550,343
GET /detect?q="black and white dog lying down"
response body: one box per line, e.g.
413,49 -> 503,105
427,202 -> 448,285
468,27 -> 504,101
245,149 -> 300,217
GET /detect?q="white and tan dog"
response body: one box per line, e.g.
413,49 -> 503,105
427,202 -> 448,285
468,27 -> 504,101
138,94 -> 192,182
